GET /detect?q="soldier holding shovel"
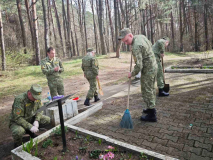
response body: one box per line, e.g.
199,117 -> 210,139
152,37 -> 170,96
82,48 -> 101,106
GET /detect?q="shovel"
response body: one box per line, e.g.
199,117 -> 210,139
161,57 -> 170,93
97,78 -> 104,96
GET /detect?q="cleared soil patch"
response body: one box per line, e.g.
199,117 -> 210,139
30,130 -> 150,160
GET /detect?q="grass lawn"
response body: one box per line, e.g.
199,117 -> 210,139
0,55 -> 107,98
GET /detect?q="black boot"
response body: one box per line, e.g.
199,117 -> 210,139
14,142 -> 22,148
26,130 -> 38,138
84,98 -> 91,106
159,88 -> 169,97
143,109 -> 148,114
141,109 -> 157,122
94,95 -> 100,102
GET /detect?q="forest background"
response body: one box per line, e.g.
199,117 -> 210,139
0,0 -> 213,70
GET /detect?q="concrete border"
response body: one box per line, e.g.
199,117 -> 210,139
165,66 -> 213,73
11,124 -> 178,160
66,124 -> 178,160
65,101 -> 103,125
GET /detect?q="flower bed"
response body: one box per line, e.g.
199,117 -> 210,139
29,127 -> 148,160
12,124 -> 177,160
165,65 -> 213,73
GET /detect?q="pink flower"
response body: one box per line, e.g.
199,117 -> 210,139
108,146 -> 115,149
107,152 -> 114,159
103,154 -> 109,160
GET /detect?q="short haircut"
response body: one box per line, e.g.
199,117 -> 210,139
47,47 -> 54,53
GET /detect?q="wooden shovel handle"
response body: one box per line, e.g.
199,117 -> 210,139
97,78 -> 101,89
127,52 -> 132,109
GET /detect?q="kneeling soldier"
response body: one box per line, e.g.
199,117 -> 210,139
9,84 -> 50,148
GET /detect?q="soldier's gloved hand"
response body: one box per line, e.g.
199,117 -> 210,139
33,121 -> 39,128
30,126 -> 39,133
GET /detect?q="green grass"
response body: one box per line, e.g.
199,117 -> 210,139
0,55 -> 107,98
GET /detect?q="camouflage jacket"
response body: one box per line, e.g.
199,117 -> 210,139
81,55 -> 99,79
41,57 -> 64,80
131,35 -> 157,77
9,92 -> 43,130
152,39 -> 166,61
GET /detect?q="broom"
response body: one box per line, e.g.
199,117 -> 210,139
120,53 -> 133,129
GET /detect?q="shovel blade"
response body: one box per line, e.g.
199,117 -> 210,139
99,89 -> 104,96
163,84 -> 170,93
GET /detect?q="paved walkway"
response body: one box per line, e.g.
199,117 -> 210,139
72,72 -> 213,160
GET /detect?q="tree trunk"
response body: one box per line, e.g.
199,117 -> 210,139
82,0 -> 88,50
105,0 -> 109,52
62,0 -> 68,56
106,0 -> 115,51
194,6 -> 199,51
25,0 -> 34,50
90,0 -> 98,54
146,4 -> 150,40
98,0 -> 107,55
204,2 -> 209,50
77,0 -> 86,55
116,40 -> 122,58
149,0 -> 153,44
52,0 -> 66,57
125,0 -> 129,27
0,5 -> 6,71
41,0 -> 49,56
32,0 -> 40,65
49,0 -> 57,44
143,9 -> 146,35
170,11 -> 175,50
16,0 -> 27,54
67,0 -> 75,56
71,2 -> 79,56
179,0 -> 183,52
211,16 -> 213,49
117,0 -> 121,30
114,0 -> 119,58
66,0 -> 73,57
47,0 -> 51,45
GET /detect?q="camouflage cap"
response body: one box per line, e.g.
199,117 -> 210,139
87,48 -> 94,52
30,84 -> 42,100
118,28 -> 131,40
162,36 -> 170,41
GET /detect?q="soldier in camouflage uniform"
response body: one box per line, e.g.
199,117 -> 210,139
152,37 -> 170,97
41,47 -> 64,98
118,28 -> 158,122
82,48 -> 100,106
9,84 -> 50,148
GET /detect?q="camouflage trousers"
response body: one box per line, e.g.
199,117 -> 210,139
86,78 -> 98,100
141,70 -> 157,109
156,60 -> 164,89
10,115 -> 50,145
48,77 -> 64,98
